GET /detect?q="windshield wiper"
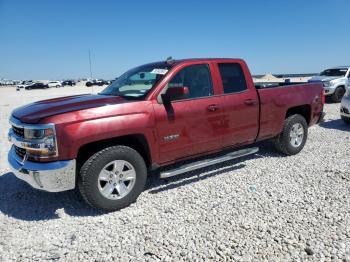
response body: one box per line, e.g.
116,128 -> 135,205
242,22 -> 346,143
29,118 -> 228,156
98,93 -> 141,100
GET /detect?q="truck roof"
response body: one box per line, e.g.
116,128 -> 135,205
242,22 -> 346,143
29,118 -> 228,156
142,58 -> 245,70
173,58 -> 244,63
329,66 -> 350,69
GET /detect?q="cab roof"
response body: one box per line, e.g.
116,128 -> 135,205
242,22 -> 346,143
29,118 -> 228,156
329,66 -> 350,69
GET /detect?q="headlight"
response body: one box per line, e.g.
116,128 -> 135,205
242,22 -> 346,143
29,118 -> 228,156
24,128 -> 54,139
323,81 -> 331,87
9,122 -> 58,159
23,127 -> 57,158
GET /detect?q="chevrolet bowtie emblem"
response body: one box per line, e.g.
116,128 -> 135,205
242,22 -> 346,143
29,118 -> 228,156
163,134 -> 180,141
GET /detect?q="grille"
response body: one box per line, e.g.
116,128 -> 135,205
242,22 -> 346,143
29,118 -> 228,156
14,146 -> 26,160
12,125 -> 24,138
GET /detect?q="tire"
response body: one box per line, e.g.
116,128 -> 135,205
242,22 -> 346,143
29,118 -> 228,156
341,115 -> 350,124
273,114 -> 308,155
78,145 -> 147,212
331,87 -> 345,103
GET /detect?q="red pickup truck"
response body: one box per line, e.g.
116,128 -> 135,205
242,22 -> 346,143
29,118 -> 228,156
8,58 -> 325,211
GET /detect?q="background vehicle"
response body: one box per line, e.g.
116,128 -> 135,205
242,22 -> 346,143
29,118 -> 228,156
309,66 -> 350,102
340,88 -> 350,124
16,81 -> 33,89
48,81 -> 62,88
24,82 -> 49,90
62,80 -> 76,86
8,58 -> 324,211
0,79 -> 15,85
86,79 -> 108,87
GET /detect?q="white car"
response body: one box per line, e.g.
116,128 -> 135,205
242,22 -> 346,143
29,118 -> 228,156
340,88 -> 350,124
16,82 -> 33,89
48,81 -> 62,88
309,66 -> 350,103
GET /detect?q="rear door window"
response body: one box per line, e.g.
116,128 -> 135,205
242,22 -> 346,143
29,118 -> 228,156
218,63 -> 247,94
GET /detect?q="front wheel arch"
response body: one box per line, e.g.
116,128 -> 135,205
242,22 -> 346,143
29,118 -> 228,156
332,86 -> 346,103
76,134 -> 152,172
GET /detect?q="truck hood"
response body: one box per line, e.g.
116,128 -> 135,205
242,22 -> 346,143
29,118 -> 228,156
308,75 -> 342,82
12,94 -> 128,124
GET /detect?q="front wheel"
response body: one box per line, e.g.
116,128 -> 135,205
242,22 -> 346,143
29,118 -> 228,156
78,146 -> 147,212
341,115 -> 350,124
273,114 -> 308,155
332,87 -> 345,103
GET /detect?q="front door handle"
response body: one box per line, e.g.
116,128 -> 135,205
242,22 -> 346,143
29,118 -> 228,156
244,99 -> 257,106
207,104 -> 219,112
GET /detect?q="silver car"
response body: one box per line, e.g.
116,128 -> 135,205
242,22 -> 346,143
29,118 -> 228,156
341,89 -> 350,124
309,66 -> 350,103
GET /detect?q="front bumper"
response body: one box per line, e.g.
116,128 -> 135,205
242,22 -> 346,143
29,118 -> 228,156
8,146 -> 76,192
323,85 -> 337,96
340,96 -> 350,118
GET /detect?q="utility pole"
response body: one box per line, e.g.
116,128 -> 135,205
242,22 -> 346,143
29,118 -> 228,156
89,49 -> 93,79
89,49 -> 93,93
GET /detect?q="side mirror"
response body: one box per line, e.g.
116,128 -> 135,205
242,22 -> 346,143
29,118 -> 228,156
162,86 -> 189,105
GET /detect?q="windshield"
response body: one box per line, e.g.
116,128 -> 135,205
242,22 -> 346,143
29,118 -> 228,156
100,62 -> 171,99
320,68 -> 348,77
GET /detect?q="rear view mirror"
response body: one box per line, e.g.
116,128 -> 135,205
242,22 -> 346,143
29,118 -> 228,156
161,86 -> 189,105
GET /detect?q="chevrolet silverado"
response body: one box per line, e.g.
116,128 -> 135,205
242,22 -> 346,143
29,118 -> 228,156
8,58 -> 325,211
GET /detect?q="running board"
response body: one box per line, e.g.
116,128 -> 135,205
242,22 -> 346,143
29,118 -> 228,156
160,147 -> 259,179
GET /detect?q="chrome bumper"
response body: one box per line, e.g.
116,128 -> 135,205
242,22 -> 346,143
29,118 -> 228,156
8,146 -> 76,192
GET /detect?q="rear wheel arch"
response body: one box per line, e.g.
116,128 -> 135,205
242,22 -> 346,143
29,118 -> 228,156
285,105 -> 311,125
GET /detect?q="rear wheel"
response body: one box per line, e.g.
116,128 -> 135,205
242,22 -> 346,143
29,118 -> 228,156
78,146 -> 147,212
273,114 -> 308,155
332,87 -> 345,103
341,115 -> 350,124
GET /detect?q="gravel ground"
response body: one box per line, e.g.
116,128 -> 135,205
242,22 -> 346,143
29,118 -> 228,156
0,86 -> 349,261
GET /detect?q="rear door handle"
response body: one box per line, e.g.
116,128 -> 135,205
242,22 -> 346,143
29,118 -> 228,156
244,99 -> 257,106
207,104 -> 220,112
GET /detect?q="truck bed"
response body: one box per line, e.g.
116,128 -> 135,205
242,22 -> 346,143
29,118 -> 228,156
254,82 -> 309,89
255,82 -> 323,141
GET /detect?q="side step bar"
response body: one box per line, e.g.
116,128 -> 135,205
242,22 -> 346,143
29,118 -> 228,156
160,147 -> 259,179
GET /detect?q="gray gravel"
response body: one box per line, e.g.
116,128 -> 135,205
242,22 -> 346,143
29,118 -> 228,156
0,87 -> 350,261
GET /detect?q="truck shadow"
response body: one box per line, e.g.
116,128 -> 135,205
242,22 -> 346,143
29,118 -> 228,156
0,141 -> 281,221
0,173 -> 103,221
319,119 -> 350,131
146,163 -> 246,194
146,141 -> 281,194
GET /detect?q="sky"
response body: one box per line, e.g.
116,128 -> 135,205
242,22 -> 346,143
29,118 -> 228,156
0,0 -> 349,80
